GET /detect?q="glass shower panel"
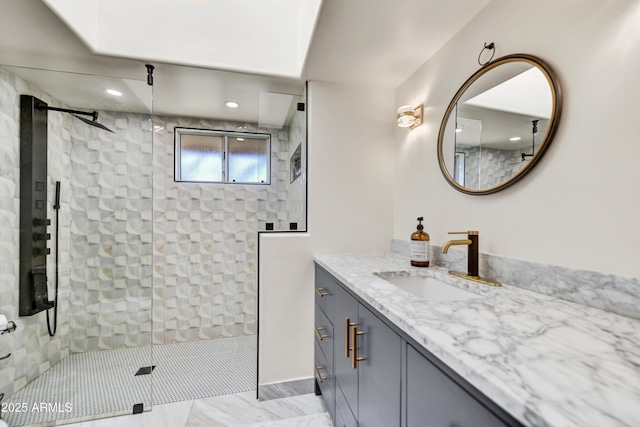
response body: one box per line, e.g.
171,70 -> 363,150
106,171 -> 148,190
278,88 -> 307,231
0,64 -> 153,426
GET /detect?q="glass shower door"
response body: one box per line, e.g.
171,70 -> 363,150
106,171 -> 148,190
0,64 -> 154,426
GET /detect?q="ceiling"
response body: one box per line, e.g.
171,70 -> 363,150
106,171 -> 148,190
41,0 -> 323,79
303,0 -> 491,88
0,0 -> 492,123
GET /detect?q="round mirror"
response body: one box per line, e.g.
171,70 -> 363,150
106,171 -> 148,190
437,54 -> 562,195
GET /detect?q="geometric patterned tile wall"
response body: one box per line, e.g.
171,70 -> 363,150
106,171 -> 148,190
152,115 -> 304,344
0,67 -> 72,398
458,144 -> 540,190
69,111 -> 153,352
458,146 -> 518,190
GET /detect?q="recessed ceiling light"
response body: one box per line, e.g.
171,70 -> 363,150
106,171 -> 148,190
106,89 -> 122,96
510,137 -> 522,141
225,101 -> 239,108
455,128 -> 463,133
237,138 -> 245,141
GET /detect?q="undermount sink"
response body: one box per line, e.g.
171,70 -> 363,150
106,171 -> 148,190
381,275 -> 482,302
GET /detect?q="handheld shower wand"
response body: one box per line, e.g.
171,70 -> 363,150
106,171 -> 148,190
46,181 -> 61,337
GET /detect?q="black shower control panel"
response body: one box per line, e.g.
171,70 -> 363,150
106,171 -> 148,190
33,232 -> 51,241
19,95 -> 53,316
30,267 -> 54,312
33,247 -> 50,256
34,217 -> 50,227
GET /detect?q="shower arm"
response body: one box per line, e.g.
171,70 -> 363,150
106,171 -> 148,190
521,120 -> 539,162
38,105 -> 99,122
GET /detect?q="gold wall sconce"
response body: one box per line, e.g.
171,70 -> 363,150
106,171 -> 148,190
397,104 -> 423,129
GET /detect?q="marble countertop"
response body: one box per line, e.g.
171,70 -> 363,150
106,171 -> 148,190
314,253 -> 640,427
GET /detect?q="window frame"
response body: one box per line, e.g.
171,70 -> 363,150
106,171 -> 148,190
175,127 -> 271,185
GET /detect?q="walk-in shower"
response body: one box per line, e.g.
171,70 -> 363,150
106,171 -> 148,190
0,62 -> 307,426
1,65 -> 156,426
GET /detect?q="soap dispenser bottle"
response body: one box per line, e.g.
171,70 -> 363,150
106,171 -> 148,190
410,217 -> 430,267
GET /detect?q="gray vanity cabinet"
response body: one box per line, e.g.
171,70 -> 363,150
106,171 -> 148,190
316,266 -> 401,426
406,345 -> 508,427
331,279 -> 358,419
314,264 -> 521,427
314,268 -> 338,420
355,304 -> 402,427
331,281 -> 402,427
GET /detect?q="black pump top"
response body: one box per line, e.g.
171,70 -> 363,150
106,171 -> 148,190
416,217 -> 424,230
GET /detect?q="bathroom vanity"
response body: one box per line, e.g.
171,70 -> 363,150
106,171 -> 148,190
313,253 -> 640,427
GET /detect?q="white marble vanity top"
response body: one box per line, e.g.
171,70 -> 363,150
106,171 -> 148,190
314,253 -> 640,427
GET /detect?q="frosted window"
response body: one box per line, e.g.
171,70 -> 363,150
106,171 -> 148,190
179,134 -> 223,181
228,137 -> 268,183
175,128 -> 270,184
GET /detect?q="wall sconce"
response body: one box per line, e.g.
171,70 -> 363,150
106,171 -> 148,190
396,104 -> 423,129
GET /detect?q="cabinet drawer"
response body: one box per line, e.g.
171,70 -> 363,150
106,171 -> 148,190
315,304 -> 334,370
315,338 -> 335,420
406,344 -> 508,427
315,266 -> 339,319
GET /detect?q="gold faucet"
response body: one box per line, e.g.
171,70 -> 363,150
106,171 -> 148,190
442,231 -> 501,286
442,231 -> 479,278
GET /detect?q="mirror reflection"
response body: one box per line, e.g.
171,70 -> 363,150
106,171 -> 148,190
438,55 -> 561,195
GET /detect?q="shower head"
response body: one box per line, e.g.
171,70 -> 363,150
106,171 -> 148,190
38,105 -> 115,133
72,114 -> 115,133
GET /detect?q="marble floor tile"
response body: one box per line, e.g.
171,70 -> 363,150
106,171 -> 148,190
63,400 -> 194,427
185,392 -> 327,427
258,379 -> 314,401
58,392 -> 331,427
247,413 -> 333,427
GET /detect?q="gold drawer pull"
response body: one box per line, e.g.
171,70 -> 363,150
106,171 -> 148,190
314,365 -> 328,382
315,287 -> 329,297
351,324 -> 364,369
345,317 -> 355,358
315,326 -> 329,340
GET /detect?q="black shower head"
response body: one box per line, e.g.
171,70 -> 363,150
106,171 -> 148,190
72,114 -> 115,133
37,105 -> 115,133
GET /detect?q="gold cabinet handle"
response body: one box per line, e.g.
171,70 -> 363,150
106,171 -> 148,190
315,287 -> 329,297
315,326 -> 329,340
314,365 -> 328,382
351,324 -> 364,369
345,317 -> 355,358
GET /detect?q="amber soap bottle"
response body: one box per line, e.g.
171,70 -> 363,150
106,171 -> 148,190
410,217 -> 430,267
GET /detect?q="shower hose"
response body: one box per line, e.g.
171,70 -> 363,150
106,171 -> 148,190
46,181 -> 60,337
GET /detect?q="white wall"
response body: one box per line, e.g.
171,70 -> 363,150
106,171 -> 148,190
394,0 -> 640,278
259,81 -> 395,384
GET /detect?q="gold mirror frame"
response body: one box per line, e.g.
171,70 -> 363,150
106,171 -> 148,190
437,54 -> 562,195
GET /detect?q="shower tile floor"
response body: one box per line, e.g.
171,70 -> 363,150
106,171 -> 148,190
3,336 -> 257,427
